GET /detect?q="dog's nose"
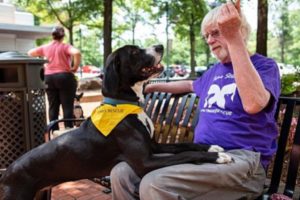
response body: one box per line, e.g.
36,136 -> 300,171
154,45 -> 164,53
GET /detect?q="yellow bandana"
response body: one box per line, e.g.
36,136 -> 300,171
91,104 -> 143,136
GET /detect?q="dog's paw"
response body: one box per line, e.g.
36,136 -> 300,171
208,145 -> 224,152
216,152 -> 233,164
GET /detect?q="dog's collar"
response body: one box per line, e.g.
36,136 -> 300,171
103,97 -> 144,107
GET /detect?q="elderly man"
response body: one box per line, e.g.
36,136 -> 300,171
110,0 -> 280,199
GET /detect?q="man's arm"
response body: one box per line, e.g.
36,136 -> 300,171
69,46 -> 81,73
217,0 -> 270,114
144,80 -> 194,94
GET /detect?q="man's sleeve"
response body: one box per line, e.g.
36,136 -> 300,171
256,59 -> 281,112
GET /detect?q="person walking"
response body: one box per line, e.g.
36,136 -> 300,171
28,26 -> 81,130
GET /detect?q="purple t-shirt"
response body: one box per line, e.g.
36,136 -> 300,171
192,54 -> 281,169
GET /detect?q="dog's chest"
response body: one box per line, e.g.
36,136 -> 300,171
137,111 -> 154,138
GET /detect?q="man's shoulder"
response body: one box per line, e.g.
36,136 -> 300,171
251,53 -> 276,63
251,53 -> 278,69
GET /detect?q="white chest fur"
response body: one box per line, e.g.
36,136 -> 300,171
137,111 -> 154,138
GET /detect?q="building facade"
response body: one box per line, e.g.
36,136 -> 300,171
0,1 -> 52,53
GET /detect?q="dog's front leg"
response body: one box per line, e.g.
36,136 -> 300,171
120,137 -> 231,177
151,142 -> 224,154
126,150 -> 232,177
116,124 -> 231,178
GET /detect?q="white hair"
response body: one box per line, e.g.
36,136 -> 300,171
201,6 -> 251,43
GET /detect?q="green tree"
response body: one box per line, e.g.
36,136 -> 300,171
152,0 -> 207,77
268,0 -> 299,66
275,0 -> 292,63
287,9 -> 300,67
14,0 -> 102,45
115,0 -> 152,45
74,28 -> 103,67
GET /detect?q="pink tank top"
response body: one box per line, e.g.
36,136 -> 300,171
35,41 -> 72,75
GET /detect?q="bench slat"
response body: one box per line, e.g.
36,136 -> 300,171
161,95 -> 180,143
169,94 -> 189,143
145,92 -> 159,117
152,92 -> 167,122
153,93 -> 172,142
178,94 -> 198,142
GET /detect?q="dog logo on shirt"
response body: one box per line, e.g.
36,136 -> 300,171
204,83 -> 236,109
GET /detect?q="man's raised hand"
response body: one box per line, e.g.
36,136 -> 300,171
217,0 -> 242,42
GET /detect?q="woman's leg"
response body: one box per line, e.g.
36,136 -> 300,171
57,73 -> 77,128
45,75 -> 60,130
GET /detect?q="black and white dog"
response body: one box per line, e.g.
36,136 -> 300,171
0,45 -> 232,200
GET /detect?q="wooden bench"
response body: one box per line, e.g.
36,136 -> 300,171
44,92 -> 300,199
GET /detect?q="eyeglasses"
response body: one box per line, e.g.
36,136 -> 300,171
203,29 -> 221,41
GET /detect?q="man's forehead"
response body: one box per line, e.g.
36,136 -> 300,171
203,24 -> 218,34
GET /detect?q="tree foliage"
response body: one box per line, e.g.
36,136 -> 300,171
151,0 -> 207,77
114,0 -> 152,45
269,0 -> 300,66
13,0 -> 300,85
14,0 -> 103,45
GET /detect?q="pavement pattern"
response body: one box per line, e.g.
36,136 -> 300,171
51,179 -> 112,200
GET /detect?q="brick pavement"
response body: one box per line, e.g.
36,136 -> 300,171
51,179 -> 112,200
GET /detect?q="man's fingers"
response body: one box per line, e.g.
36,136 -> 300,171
226,0 -> 241,16
234,0 -> 241,13
229,0 -> 241,13
221,4 -> 230,16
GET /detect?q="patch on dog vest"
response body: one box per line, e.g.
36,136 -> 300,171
91,104 -> 143,136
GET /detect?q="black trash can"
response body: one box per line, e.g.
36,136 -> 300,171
0,51 -> 47,170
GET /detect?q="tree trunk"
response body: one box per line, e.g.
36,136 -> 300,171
132,15 -> 136,45
69,26 -> 73,45
103,0 -> 113,67
256,0 -> 268,56
189,24 -> 196,77
280,36 -> 285,63
205,45 -> 210,65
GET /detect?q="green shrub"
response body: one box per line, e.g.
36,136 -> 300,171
281,73 -> 300,96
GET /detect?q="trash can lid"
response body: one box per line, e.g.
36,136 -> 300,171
0,51 -> 46,63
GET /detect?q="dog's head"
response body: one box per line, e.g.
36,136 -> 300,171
102,44 -> 164,103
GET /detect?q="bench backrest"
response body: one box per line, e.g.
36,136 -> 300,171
144,92 -> 199,143
144,92 -> 300,198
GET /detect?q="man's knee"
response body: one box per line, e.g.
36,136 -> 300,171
111,162 -> 141,200
111,162 -> 132,182
111,162 -> 141,188
140,170 -> 165,197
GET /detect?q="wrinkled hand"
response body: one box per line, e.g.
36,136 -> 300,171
217,0 -> 241,41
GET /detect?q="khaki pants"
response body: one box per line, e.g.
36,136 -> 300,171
110,149 -> 266,200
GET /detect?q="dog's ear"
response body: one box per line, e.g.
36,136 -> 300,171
102,52 -> 121,97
